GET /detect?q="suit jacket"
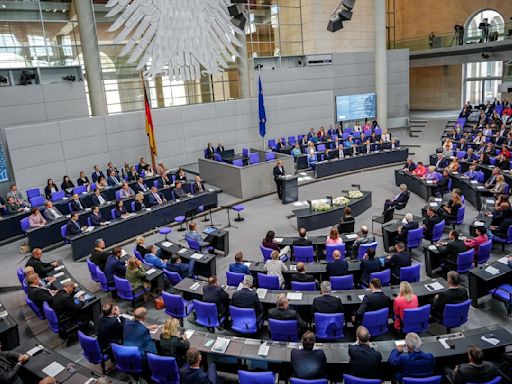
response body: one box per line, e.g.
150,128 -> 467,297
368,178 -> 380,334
192,181 -> 205,194
435,158 -> 449,169
273,166 -> 285,181
290,349 -> 327,380
148,192 -> 164,206
360,258 -> 381,284
132,182 -> 148,194
90,249 -> 108,271
180,366 -> 212,384
385,251 -> 412,278
433,287 -> 468,318
76,176 -> 90,186
388,349 -> 434,380
216,145 -> 225,153
44,185 -> 59,200
90,212 -> 105,226
493,215 -> 512,237
231,288 -> 263,317
123,320 -> 157,355
452,361 -> 498,384
173,188 -> 187,198
354,234 -> 376,249
91,193 -> 108,206
439,239 -> 467,267
91,171 -> 105,183
397,221 -> 419,243
25,257 -> 54,279
293,237 -> 312,246
202,284 -> 229,315
70,199 -> 85,212
291,273 -> 315,283
0,351 -> 23,384
97,315 -> 124,350
326,259 -> 348,276
51,290 -> 85,321
348,344 -> 382,379
205,146 -> 215,158
268,307 -> 307,329
107,176 -> 121,187
311,294 -> 343,315
104,255 -> 126,284
66,219 -> 82,236
356,291 -> 392,323
404,162 -> 416,172
424,214 -> 442,240
27,285 -> 54,312
43,207 -> 63,221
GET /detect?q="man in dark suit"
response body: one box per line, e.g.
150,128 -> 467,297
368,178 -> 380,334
290,331 -> 327,380
230,275 -> 263,323
435,230 -> 467,274
490,207 -> 512,238
273,160 -> 286,199
91,165 -> 104,183
66,213 -> 84,236
396,213 -> 419,244
43,201 -> 63,221
132,177 -> 148,194
447,345 -> 498,384
348,326 -> 382,379
148,186 -> 165,206
268,293 -> 307,333
291,262 -> 315,284
51,280 -> 92,328
97,302 -> 125,351
69,193 -> 85,212
402,158 -> 416,172
104,247 -> 126,286
326,250 -> 348,276
25,248 -> 57,279
202,276 -> 229,318
0,349 -> 30,384
173,181 -> 188,198
354,278 -> 392,325
433,271 -> 468,321
123,307 -> 157,356
433,169 -> 450,197
27,273 -> 56,312
91,189 -> 108,206
180,347 -> 217,384
383,184 -> 409,213
90,238 -> 108,271
423,208 -> 442,241
292,227 -> 312,246
216,143 -> 225,153
434,153 -> 449,170
192,175 -> 206,194
89,206 -> 105,226
205,143 -> 215,159
490,202 -> 510,226
385,242 -> 412,283
311,281 -> 343,315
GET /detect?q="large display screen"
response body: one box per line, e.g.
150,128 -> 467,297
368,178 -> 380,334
335,93 -> 376,122
0,145 -> 9,183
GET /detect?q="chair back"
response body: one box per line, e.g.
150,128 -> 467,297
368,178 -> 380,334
293,245 -> 314,263
230,306 -> 259,334
400,264 -> 420,283
186,238 -> 201,251
233,159 -> 243,167
133,247 -> 144,262
162,292 -> 187,319
288,136 -> 296,145
382,207 -> 395,223
86,258 -> 99,282
362,307 -> 389,337
402,304 -> 431,334
403,376 -> 442,384
337,221 -> 355,235
73,186 -> 87,195
239,370 -> 275,384
147,353 -> 180,384
111,343 -> 143,375
314,312 -> 344,341
51,190 -> 65,201
163,270 -> 183,285
291,281 -> 316,291
265,152 -> 276,161
26,188 -> 40,201
113,275 -> 134,300
259,245 -> 274,261
456,150 -> 466,159
268,319 -> 299,341
268,139 -> 276,149
95,266 -> 113,292
43,301 -> 60,333
193,300 -> 220,328
317,143 -> 326,152
78,331 -> 105,365
456,249 -> 474,273
357,242 -> 377,260
476,171 -> 485,183
407,227 -> 424,249
456,206 -> 465,224
111,208 -> 118,219
242,148 -> 249,156
326,243 -> 346,261
477,239 -> 492,264
26,295 -> 45,319
20,218 -> 30,232
16,267 -> 24,285
330,275 -> 353,290
115,190 -> 122,200
432,220 -> 445,242
249,153 -> 259,164
257,272 -> 280,290
214,153 -> 223,162
369,269 -> 391,286
442,299 -> 471,329
30,196 -> 45,207
60,224 -> 67,240
343,374 -> 381,384
291,378 -> 328,384
226,271 -> 245,287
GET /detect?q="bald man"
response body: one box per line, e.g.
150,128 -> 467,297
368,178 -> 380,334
348,326 -> 382,379
123,307 -> 157,356
25,248 -> 57,279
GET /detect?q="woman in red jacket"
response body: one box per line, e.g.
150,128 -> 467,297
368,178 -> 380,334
393,281 -> 418,331
464,226 -> 488,256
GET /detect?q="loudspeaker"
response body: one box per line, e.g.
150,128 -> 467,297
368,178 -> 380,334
231,13 -> 246,30
327,17 -> 343,32
339,9 -> 352,21
228,4 -> 243,17
342,0 -> 356,9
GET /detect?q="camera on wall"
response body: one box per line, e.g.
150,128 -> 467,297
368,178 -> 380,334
19,70 -> 36,85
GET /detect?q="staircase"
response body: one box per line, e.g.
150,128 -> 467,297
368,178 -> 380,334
409,118 -> 428,138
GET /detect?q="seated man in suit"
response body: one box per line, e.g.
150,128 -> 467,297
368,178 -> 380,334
192,175 -> 206,194
291,262 -> 315,284
490,201 -> 510,227
91,165 -> 105,183
434,153 -> 449,170
202,276 -> 230,318
5,197 -> 24,214
432,271 -> 468,321
180,347 -> 218,384
27,273 -> 56,313
123,307 -> 157,356
490,207 -> 512,238
143,245 -> 167,270
385,242 -> 412,283
352,226 -> 376,258
104,247 -> 126,286
383,183 -> 409,214
173,181 -> 189,199
348,326 -> 382,379
326,249 -> 348,276
69,193 -> 86,212
290,331 -> 327,380
106,169 -> 122,187
293,227 -> 312,246
446,345 -> 498,384
6,184 -> 28,207
228,251 -> 250,274
89,206 -> 106,226
205,143 -> 216,159
66,213 -> 86,236
423,207 -> 442,240
118,182 -> 135,199
402,158 -> 416,172
434,230 -> 467,275
43,200 -> 63,221
132,177 -> 148,194
91,188 -> 108,206
216,143 -> 225,153
51,280 -> 93,329
388,332 -> 434,381
433,169 -> 451,197
90,238 -> 108,271
354,278 -> 392,325
230,275 -> 263,323
25,248 -> 57,279
97,301 -> 125,351
396,213 -> 419,244
268,293 -> 307,333
311,281 -> 343,315
147,186 -> 166,206
166,255 -> 195,279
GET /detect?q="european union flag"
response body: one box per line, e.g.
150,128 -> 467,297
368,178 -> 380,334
258,75 -> 266,138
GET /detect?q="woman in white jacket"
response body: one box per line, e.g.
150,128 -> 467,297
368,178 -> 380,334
264,250 -> 288,288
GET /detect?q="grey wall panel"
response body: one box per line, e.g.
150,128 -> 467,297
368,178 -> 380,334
65,153 -> 111,178
107,130 -> 147,151
181,103 -> 216,122
154,123 -> 184,143
0,104 -> 48,127
9,142 -> 65,171
4,122 -> 60,149
59,117 -> 106,141
214,99 -> 251,117
105,111 -> 143,134
61,136 -> 109,160
41,83 -> 87,103
216,114 -> 250,133
0,85 -> 44,107
152,105 -> 183,124
45,99 -> 89,120
14,162 -> 68,191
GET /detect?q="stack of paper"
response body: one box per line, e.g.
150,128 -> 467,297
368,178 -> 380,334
274,238 -> 283,243
184,330 -> 195,339
53,272 -> 65,278
484,266 -> 500,275
473,221 -> 485,226
145,268 -> 156,275
54,265 -> 64,271
358,295 -> 365,301
258,342 -> 270,356
345,234 -> 358,240
425,281 -> 444,291
42,362 -> 65,377
497,256 -> 509,264
190,253 -> 203,260
26,345 -> 44,357
178,248 -> 188,254
256,288 -> 268,299
211,337 -> 230,353
189,282 -> 200,291
481,335 -> 500,346
287,292 -> 303,300
161,241 -> 172,247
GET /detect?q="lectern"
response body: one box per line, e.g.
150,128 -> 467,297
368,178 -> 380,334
280,175 -> 298,204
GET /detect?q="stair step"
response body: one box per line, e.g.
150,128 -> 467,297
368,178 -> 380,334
400,144 -> 421,148
411,130 -> 423,133
410,119 -> 429,123
409,134 -> 420,138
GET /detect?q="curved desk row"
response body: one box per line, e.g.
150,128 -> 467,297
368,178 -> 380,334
394,170 -> 436,201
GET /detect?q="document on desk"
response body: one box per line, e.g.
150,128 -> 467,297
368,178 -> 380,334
287,292 -> 303,300
427,245 -> 438,251
429,202 -> 439,207
256,288 -> 268,299
358,295 -> 366,301
470,180 -> 478,184
258,342 -> 270,356
120,249 -> 127,257
434,198 -> 443,202
274,238 -> 283,243
426,180 -> 434,184
149,325 -> 161,335
484,266 -> 500,275
190,253 -> 203,260
481,335 -> 500,346
121,314 -> 134,321
161,241 -> 172,248
26,345 -> 44,356
211,337 -> 230,353
473,221 -> 485,226
178,248 -> 188,254
184,330 -> 195,339
189,282 -> 200,291
497,256 -> 509,265
42,362 -> 65,377
289,265 -> 297,271
60,278 -> 71,284
486,199 -> 495,204
243,262 -> 251,267
477,186 -> 486,190
425,282 -> 444,291
54,265 -> 64,272
85,226 -> 95,233
53,272 -> 65,278
145,268 -> 156,275
345,234 -> 358,240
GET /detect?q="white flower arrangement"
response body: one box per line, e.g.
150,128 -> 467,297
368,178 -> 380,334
333,196 -> 350,206
311,199 -> 332,212
348,190 -> 363,199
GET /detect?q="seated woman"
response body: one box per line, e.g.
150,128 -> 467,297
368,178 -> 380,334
125,257 -> 150,295
464,226 -> 488,255
276,138 -> 286,150
473,131 -> 485,145
96,175 -> 108,190
381,128 -> 391,142
326,226 -> 343,244
264,250 -> 288,288
28,207 -> 47,228
44,179 -> 59,200
490,175 -> 507,195
143,245 -> 167,270
126,165 -> 139,182
133,192 -> 146,211
291,143 -> 302,157
338,207 -> 355,233
159,317 -> 190,367
442,143 -> 452,158
114,200 -> 127,218
76,171 -> 90,188
411,161 -> 427,177
61,175 -> 75,195
307,141 -> 316,155
262,230 -> 291,260
477,152 -> 491,165
353,121 -> 362,132
447,158 -> 460,173
393,281 -> 418,331
439,192 -> 462,221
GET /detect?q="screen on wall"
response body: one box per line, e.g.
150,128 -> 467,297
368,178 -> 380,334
335,93 -> 376,122
0,145 -> 9,183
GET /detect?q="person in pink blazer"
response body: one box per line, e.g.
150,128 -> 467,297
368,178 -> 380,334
393,281 -> 418,330
463,226 -> 488,255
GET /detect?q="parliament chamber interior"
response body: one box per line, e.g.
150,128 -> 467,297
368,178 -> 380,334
0,0 -> 512,383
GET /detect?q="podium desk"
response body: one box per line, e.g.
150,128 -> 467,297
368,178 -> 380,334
280,175 -> 298,204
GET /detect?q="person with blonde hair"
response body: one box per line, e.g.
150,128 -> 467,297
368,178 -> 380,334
133,192 -> 145,211
326,226 -> 342,244
264,250 -> 288,287
125,257 -> 150,294
159,317 -> 190,367
393,281 -> 418,330
490,174 -> 507,195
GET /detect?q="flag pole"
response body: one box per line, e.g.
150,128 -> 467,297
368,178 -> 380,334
141,72 -> 157,171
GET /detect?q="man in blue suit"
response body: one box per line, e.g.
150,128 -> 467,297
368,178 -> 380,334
388,332 -> 434,381
91,165 -> 104,183
104,247 -> 126,286
166,254 -> 195,279
147,186 -> 165,206
180,347 -> 217,384
123,307 -> 157,356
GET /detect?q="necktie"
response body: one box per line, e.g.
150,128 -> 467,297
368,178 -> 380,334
154,193 -> 162,204
77,200 -> 83,209
52,208 -> 61,218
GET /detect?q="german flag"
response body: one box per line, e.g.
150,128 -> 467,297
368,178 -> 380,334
142,77 -> 157,157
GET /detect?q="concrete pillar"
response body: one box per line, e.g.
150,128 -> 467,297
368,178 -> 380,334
74,0 -> 107,116
154,76 -> 165,108
374,0 -> 387,130
235,30 -> 250,99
